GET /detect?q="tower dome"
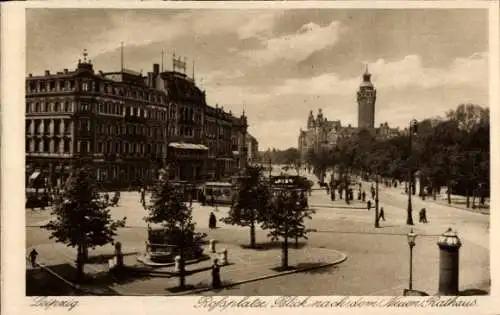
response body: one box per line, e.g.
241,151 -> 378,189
360,65 -> 373,88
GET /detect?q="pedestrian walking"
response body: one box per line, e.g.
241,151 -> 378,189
362,191 -> 366,202
140,187 -> 146,206
212,259 -> 221,289
371,186 -> 376,200
422,208 -> 428,223
367,200 -> 372,211
209,212 -> 217,229
357,190 -> 361,200
379,207 -> 386,221
419,208 -> 428,223
29,249 -> 38,268
330,189 -> 335,201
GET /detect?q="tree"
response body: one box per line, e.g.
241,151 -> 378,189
144,168 -> 205,289
221,166 -> 270,248
332,133 -> 357,204
446,104 -> 489,207
43,166 -> 126,281
262,187 -> 314,269
352,128 -> 377,179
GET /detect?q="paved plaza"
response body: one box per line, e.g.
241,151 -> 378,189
26,167 -> 490,296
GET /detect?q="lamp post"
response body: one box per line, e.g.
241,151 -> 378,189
406,119 -> 418,225
374,175 -> 380,228
407,229 -> 417,290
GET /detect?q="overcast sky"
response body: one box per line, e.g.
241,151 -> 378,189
26,9 -> 489,150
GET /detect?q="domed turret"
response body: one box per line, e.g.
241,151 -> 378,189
360,65 -> 373,88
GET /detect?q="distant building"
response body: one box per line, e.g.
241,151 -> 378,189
298,67 -> 400,163
25,50 -> 247,190
246,134 -> 259,163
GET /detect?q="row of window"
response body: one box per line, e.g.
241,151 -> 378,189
26,138 -> 71,154
26,119 -> 72,135
26,101 -> 74,113
27,79 -> 166,104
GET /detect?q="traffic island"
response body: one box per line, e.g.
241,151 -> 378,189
109,243 -> 347,296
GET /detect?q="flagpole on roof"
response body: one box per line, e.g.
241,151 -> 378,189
120,41 -> 124,72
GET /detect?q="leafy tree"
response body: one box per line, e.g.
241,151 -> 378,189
262,187 -> 314,269
445,104 -> 489,207
332,133 -> 357,204
144,168 -> 205,289
353,128 -> 376,177
221,166 -> 270,248
43,166 -> 126,281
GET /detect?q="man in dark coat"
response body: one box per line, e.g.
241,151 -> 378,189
212,259 -> 221,289
209,212 -> 217,229
367,200 -> 372,211
362,191 -> 366,202
29,249 -> 38,268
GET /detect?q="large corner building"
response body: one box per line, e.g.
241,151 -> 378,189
25,52 -> 248,189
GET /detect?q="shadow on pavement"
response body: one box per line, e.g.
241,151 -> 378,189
86,252 -> 138,264
27,264 -> 83,296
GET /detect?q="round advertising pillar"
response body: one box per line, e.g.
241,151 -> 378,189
437,228 -> 462,295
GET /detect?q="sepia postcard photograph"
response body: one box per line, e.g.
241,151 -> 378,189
1,1 -> 499,315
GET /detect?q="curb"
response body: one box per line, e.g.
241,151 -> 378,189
170,249 -> 348,296
310,204 -> 366,210
136,254 -> 210,267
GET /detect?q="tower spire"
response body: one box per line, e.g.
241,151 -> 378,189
120,42 -> 124,72
161,49 -> 164,72
82,49 -> 88,63
364,63 -> 369,74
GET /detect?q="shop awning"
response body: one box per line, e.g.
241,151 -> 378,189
29,171 -> 41,180
169,143 -> 208,150
30,172 -> 40,179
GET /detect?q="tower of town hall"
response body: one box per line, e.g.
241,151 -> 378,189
357,65 -> 376,129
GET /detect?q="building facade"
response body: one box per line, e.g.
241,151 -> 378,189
298,68 -> 400,164
26,53 -> 247,190
357,66 -> 376,129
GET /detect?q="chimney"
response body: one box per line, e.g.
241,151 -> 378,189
44,70 -> 50,76
28,73 -> 32,77
63,69 -> 68,74
153,63 -> 160,74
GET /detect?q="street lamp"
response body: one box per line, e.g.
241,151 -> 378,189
407,229 -> 417,290
374,175 -> 380,228
406,119 -> 418,225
